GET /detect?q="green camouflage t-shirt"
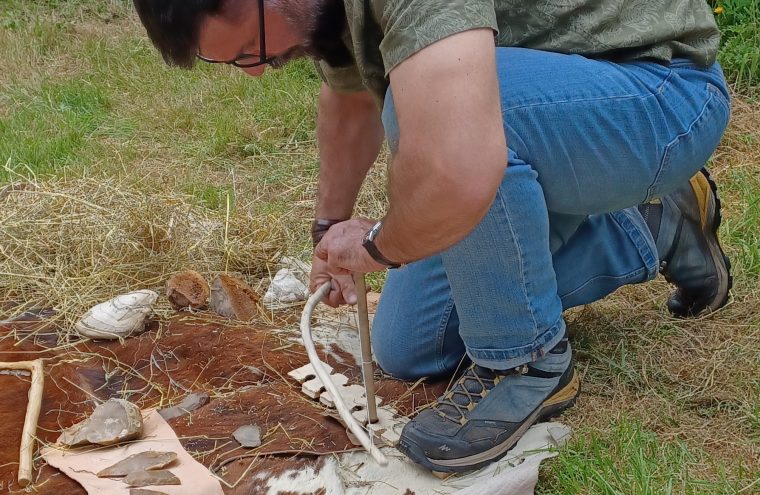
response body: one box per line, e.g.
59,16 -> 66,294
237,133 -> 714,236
318,0 -> 720,104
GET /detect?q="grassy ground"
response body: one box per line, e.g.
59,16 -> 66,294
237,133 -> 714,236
712,0 -> 760,92
1,1 -> 758,493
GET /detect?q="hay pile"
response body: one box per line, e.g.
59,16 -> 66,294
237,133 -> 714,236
0,175 -> 286,340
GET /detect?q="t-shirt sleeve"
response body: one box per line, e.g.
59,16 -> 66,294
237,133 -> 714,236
379,0 -> 498,75
313,59 -> 367,93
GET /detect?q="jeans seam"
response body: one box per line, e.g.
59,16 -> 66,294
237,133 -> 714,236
646,89 -> 717,201
654,68 -> 675,94
434,295 -> 457,374
504,65 -> 674,113
559,267 -> 648,301
503,90 -> 657,113
495,187 -> 540,336
706,82 -> 731,112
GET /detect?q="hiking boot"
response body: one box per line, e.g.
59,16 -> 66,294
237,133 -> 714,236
638,168 -> 732,317
397,336 -> 579,473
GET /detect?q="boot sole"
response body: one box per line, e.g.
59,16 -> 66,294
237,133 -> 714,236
700,168 -> 733,313
399,369 -> 581,474
667,168 -> 732,316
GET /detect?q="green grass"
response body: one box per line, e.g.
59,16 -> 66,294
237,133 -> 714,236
0,79 -> 112,177
721,168 -> 760,278
712,0 -> 760,92
1,2 -> 758,494
0,0 -> 321,196
539,419 -> 758,495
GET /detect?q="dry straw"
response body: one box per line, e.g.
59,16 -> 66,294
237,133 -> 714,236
0,169 -> 285,341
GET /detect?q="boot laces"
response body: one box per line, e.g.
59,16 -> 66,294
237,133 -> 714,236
435,363 -> 527,425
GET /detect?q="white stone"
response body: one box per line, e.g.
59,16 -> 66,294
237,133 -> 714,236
263,268 -> 309,308
280,257 -> 311,284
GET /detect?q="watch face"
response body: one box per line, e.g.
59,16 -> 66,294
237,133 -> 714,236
368,221 -> 383,242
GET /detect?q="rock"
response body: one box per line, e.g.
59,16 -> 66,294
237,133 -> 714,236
280,256 -> 311,283
262,268 -> 309,308
97,451 -> 177,477
158,392 -> 210,421
124,470 -> 180,487
58,399 -> 143,447
75,290 -> 158,340
165,270 -> 209,310
209,275 -> 259,321
131,490 -> 169,495
232,425 -> 262,448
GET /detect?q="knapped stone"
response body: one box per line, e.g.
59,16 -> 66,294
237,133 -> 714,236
166,270 -> 209,310
232,425 -> 262,448
97,451 -> 177,477
262,268 -> 308,308
209,275 -> 259,321
124,470 -> 180,487
58,399 -> 143,447
130,490 -> 169,495
158,392 -> 210,421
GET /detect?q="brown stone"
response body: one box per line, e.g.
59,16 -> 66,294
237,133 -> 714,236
97,451 -> 177,477
165,270 -> 209,310
58,399 -> 143,447
124,470 -> 180,487
209,275 -> 259,321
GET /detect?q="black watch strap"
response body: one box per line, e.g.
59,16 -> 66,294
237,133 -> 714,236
362,221 -> 401,269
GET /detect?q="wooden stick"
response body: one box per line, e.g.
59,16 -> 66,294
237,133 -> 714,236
354,274 -> 379,424
0,359 -> 45,487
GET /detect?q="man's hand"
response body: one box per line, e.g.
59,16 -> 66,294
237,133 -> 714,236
310,218 -> 387,307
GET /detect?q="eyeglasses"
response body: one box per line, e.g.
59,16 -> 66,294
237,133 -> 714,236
196,0 -> 273,69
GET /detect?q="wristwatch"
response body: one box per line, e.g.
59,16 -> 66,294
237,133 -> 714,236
362,221 -> 401,269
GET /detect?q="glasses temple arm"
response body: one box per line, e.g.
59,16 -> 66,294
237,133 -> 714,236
258,0 -> 267,64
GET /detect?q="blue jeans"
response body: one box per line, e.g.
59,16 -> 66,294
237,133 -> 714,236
373,48 -> 731,379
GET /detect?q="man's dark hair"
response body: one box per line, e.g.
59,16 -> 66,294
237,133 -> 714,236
133,0 -> 353,69
133,0 -> 224,68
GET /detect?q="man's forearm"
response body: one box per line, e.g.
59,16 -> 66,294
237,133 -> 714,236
316,84 -> 384,220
